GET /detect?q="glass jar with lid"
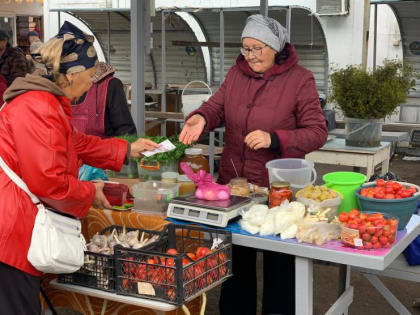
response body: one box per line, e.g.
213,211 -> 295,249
161,171 -> 179,184
178,148 -> 210,174
177,174 -> 196,196
269,181 -> 292,208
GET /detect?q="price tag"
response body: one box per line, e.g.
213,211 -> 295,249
354,238 -> 363,247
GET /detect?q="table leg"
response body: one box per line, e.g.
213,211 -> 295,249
381,156 -> 390,176
209,131 -> 215,176
366,156 -> 375,180
338,265 -> 351,315
295,256 -> 313,315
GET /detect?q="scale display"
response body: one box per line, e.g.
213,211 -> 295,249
167,195 -> 253,227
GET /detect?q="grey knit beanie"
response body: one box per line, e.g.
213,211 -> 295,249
241,14 -> 289,52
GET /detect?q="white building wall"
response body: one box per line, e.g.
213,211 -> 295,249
0,2 -> 43,16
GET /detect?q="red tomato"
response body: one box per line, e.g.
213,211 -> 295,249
367,226 -> 377,235
401,191 -> 412,198
382,229 -> 391,237
371,236 -> 379,244
362,233 -> 371,241
392,183 -> 401,192
379,236 -> 388,245
358,225 -> 367,234
348,224 -> 358,230
338,212 -> 349,223
195,247 -> 211,258
384,242 -> 391,248
360,188 -> 369,197
367,193 -> 375,198
387,219 -> 398,227
165,258 -> 175,266
385,186 -> 394,194
375,192 -> 385,199
384,194 -> 395,199
360,214 -> 368,221
348,209 -> 360,217
186,253 -> 197,261
373,242 -> 382,249
376,179 -> 386,187
364,241 -> 373,249
388,235 -> 395,244
367,215 -> 378,222
166,248 -> 178,255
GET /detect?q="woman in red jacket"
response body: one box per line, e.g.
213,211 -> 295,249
0,21 -> 158,315
180,15 -> 328,315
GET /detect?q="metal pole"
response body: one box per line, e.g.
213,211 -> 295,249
260,0 -> 268,17
58,11 -> 61,29
130,0 -> 146,135
373,4 -> 378,70
107,12 -> 111,63
161,11 -> 167,136
286,6 -> 291,40
219,10 -> 225,85
361,0 -> 371,70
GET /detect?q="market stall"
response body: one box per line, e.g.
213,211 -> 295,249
42,147 -> 420,315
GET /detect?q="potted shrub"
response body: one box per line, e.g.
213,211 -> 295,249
328,60 -> 417,147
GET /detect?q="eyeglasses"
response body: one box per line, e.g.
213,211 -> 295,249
240,45 -> 268,57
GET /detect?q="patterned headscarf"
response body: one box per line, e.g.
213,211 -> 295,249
56,22 -> 98,74
33,21 -> 98,75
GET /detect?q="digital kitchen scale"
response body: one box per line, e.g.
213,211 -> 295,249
167,195 -> 254,227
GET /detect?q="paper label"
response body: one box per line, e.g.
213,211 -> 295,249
141,139 -> 176,157
354,238 -> 363,247
340,226 -> 360,246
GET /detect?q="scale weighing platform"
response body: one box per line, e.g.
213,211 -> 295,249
167,195 -> 254,227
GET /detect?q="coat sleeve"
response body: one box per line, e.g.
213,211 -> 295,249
12,94 -> 95,218
274,72 -> 328,157
72,129 -> 128,171
186,68 -> 234,133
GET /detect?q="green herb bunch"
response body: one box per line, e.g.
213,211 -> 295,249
328,60 -> 418,119
117,134 -> 190,164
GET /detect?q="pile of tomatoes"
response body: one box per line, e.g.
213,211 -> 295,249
338,209 -> 398,250
359,179 -> 417,199
122,246 -> 228,301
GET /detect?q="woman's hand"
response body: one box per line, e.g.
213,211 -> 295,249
179,114 -> 206,145
244,130 -> 271,150
130,138 -> 159,158
92,181 -> 112,209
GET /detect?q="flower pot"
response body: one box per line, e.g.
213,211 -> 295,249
345,117 -> 382,147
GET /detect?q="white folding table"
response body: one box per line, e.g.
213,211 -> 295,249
232,215 -> 420,315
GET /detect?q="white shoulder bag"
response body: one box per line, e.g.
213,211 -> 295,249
0,154 -> 86,274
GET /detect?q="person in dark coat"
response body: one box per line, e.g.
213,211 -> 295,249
0,30 -> 31,86
179,14 -> 328,315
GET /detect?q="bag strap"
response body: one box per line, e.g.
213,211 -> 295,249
0,155 -> 41,206
0,102 -> 42,207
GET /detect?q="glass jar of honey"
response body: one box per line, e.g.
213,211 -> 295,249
269,181 -> 292,208
178,148 -> 210,174
177,174 -> 196,196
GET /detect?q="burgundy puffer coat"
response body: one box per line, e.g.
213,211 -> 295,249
189,44 -> 328,187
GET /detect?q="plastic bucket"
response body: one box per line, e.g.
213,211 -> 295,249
355,182 -> 420,230
265,159 -> 317,189
323,172 -> 366,213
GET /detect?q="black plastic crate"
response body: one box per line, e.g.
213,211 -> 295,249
58,225 -> 163,292
115,224 -> 232,305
